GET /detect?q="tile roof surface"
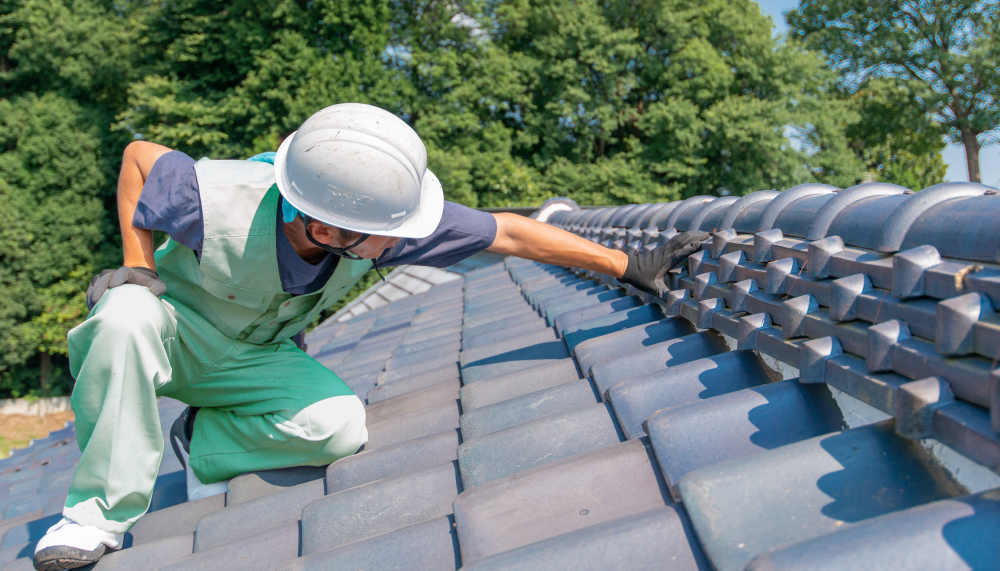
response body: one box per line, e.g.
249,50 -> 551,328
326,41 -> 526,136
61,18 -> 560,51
2,182 -> 1000,569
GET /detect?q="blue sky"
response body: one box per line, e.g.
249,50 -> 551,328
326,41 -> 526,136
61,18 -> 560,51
754,0 -> 999,188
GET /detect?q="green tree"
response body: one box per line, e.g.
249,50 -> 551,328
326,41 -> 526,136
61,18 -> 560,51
403,0 -> 863,206
0,94 -> 109,396
118,0 -> 405,159
846,79 -> 948,189
788,0 -> 1000,183
0,0 -> 138,395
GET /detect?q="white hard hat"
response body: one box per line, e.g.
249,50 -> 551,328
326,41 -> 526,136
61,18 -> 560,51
274,103 -> 444,239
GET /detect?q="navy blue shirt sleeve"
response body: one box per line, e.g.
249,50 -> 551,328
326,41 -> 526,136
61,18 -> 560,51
132,150 -> 204,254
378,201 -> 497,268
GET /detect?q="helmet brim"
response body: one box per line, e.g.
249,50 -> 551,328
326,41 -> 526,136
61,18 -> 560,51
274,130 -> 444,239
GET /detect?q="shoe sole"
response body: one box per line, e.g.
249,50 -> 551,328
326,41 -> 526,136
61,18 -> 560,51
33,545 -> 106,570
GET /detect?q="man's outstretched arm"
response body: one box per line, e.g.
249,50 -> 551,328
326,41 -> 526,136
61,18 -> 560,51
487,213 -> 708,296
487,213 -> 629,278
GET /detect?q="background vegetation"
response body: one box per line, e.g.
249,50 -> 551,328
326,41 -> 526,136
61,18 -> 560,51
0,0 -> 993,396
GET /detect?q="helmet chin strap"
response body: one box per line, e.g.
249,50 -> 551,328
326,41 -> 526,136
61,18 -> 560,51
302,217 -> 386,282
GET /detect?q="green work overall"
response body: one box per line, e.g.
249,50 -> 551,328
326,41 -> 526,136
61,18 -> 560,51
63,160 -> 373,534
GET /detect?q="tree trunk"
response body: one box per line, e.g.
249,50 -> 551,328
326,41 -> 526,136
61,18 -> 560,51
39,352 -> 51,392
958,125 -> 982,183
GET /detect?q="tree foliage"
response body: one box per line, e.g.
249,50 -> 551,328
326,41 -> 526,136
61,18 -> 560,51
847,79 -> 948,188
6,0 -> 958,395
0,0 -> 136,396
0,94 -> 113,396
788,0 -> 999,183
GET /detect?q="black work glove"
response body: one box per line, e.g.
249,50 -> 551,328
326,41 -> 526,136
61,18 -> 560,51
86,266 -> 167,310
619,231 -> 710,296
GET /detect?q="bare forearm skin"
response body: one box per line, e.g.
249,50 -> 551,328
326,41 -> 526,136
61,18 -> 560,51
117,141 -> 173,270
487,213 -> 629,278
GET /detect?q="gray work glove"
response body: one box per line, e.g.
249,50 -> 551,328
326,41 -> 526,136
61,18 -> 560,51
86,266 -> 167,310
619,231 -> 710,296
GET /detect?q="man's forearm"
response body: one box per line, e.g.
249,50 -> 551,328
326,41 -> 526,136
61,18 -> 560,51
487,213 -> 628,277
117,142 -> 172,269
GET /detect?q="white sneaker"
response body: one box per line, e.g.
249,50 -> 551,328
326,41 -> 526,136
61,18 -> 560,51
33,517 -> 123,570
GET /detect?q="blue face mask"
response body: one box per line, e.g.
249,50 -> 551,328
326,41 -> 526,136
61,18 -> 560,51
247,152 -> 301,223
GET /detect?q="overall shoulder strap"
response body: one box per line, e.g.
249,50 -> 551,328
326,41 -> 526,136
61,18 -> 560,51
195,160 -> 276,239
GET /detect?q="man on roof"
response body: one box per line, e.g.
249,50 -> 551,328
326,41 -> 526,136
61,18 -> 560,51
33,103 -> 707,570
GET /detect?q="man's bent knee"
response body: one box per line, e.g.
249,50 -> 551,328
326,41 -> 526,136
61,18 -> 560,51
75,285 -> 170,341
288,395 -> 368,460
68,285 -> 173,380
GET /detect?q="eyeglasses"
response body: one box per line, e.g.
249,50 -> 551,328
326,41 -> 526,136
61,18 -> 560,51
302,217 -> 370,260
301,217 -> 388,281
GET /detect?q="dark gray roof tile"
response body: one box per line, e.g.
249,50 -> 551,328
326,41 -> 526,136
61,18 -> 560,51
463,285 -> 521,302
365,401 -> 460,450
461,506 -> 708,571
645,380 -> 847,498
0,543 -> 31,569
41,493 -> 67,517
464,286 -> 520,303
459,380 -> 598,440
521,277 -> 590,299
128,494 -> 225,547
460,319 -> 548,351
392,338 -> 461,359
527,283 -> 604,311
367,366 -> 459,404
194,479 -> 324,551
536,283 -> 614,314
1,555 -> 34,570
461,305 -> 535,332
399,324 -> 462,345
300,461 -> 462,555
382,346 -> 458,368
607,351 -> 773,439
462,282 -> 515,299
280,515 -> 460,571
0,468 -> 45,488
679,420 -> 957,571
226,466 -> 327,507
459,359 -> 582,411
159,524 -> 299,571
0,513 -> 59,549
377,356 -> 457,384
460,339 -> 570,385
745,489 -> 1000,571
573,316 -> 698,376
36,468 -> 75,495
326,429 -> 460,494
459,329 -> 556,366
3,491 -> 65,520
342,373 -> 378,403
514,274 -> 577,292
452,439 -> 667,564
590,331 -> 729,397
457,403 -> 621,487
545,289 -> 631,326
4,481 -> 39,499
460,310 -> 542,340
92,532 -> 194,570
365,379 -> 460,425
561,304 -> 667,351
